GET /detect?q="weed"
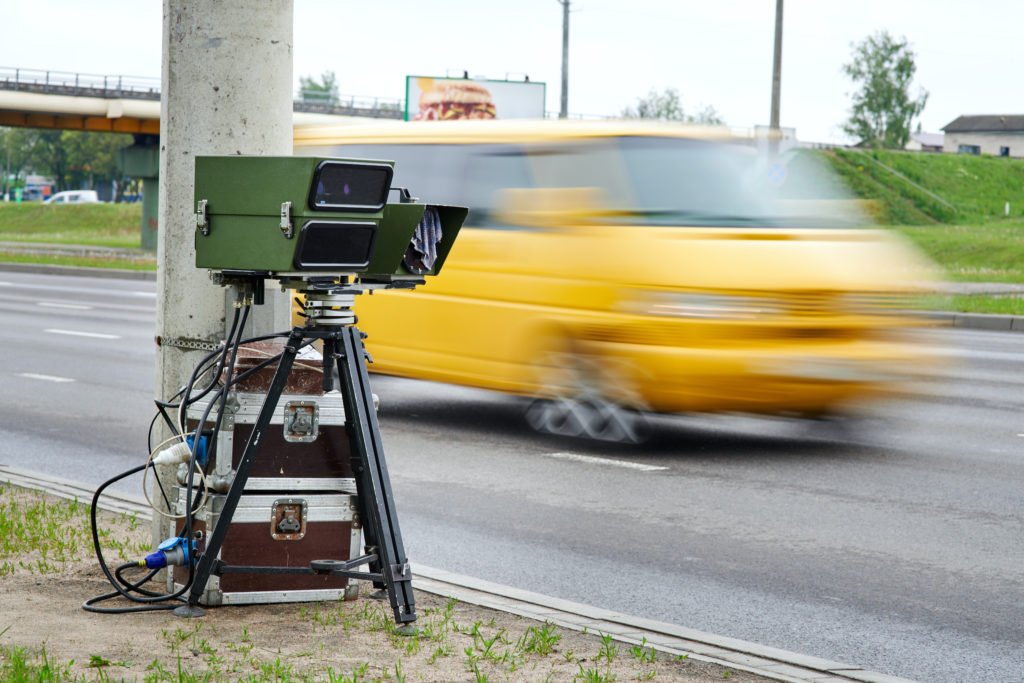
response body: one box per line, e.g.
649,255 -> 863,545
517,621 -> 561,655
427,644 -> 452,664
463,646 -> 488,683
89,655 -> 133,671
596,632 -> 618,664
0,645 -> 74,681
629,637 -> 656,664
575,662 -> 618,682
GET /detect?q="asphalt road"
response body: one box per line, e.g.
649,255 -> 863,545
0,269 -> 1021,683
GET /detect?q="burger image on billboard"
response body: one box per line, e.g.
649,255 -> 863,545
414,81 -> 497,121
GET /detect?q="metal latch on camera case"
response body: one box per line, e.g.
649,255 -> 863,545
283,400 -> 318,442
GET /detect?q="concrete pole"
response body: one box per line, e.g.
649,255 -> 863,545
559,0 -> 569,119
154,0 -> 293,536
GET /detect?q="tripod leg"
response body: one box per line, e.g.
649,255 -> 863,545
336,325 -> 416,626
187,327 -> 304,607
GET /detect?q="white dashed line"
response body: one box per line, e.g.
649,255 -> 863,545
44,328 -> 121,340
38,302 -> 93,310
546,452 -> 668,471
18,373 -> 75,383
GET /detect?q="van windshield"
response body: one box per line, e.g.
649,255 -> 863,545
529,136 -> 867,228
314,134 -> 868,230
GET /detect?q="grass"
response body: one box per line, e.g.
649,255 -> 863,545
819,148 -> 1024,224
914,293 -> 1024,316
0,251 -> 155,270
0,203 -> 142,246
0,483 -> 147,575
892,220 -> 1024,282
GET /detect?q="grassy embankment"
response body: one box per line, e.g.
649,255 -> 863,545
0,202 -> 152,270
819,147 -> 1024,313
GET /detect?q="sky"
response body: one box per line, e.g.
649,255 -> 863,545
0,0 -> 1019,144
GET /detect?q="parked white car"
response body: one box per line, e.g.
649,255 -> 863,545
43,190 -> 100,204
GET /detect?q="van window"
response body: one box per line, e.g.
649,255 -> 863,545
330,143 -> 532,229
461,145 -> 532,228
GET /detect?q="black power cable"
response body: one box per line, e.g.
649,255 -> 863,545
84,316 -> 319,614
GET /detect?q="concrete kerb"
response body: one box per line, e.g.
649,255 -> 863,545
0,261 -> 156,280
0,464 -> 917,683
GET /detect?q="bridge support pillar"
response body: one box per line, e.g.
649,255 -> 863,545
118,136 -> 159,250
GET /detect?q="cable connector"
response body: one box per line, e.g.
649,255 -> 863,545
142,536 -> 193,569
152,441 -> 192,467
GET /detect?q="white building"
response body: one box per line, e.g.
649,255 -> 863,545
942,115 -> 1024,157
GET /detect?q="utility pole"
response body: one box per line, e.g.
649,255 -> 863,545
154,0 -> 293,540
769,0 -> 784,147
558,0 -> 570,119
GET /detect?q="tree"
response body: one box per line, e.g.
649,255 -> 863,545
621,87 -> 724,125
841,31 -> 928,149
62,130 -> 132,192
298,70 -> 340,105
0,127 -> 36,197
27,130 -> 71,191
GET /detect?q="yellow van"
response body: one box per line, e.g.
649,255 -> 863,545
294,120 -> 934,441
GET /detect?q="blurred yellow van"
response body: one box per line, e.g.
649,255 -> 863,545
294,120 -> 933,441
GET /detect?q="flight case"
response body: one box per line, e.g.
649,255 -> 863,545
166,343 -> 363,605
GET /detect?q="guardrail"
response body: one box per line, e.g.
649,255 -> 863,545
0,67 -> 160,100
0,67 -> 404,119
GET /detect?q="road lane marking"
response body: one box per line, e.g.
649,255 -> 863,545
546,452 -> 668,471
18,373 -> 75,383
44,328 -> 122,340
38,302 -> 93,310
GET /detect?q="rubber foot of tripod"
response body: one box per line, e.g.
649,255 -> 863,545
369,589 -> 388,601
393,624 -> 418,637
173,604 -> 205,618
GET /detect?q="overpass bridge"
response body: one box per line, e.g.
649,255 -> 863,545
0,66 -> 404,248
0,66 -> 404,133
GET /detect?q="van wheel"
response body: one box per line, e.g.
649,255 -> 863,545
526,340 -> 648,443
525,396 -> 648,443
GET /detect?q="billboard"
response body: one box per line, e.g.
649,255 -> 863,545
405,76 -> 546,122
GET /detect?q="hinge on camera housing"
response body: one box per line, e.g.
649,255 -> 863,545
196,199 -> 209,236
390,187 -> 418,204
280,201 -> 293,239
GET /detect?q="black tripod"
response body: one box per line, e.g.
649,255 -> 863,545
183,291 -> 416,631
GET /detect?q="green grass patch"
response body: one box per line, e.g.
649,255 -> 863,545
891,220 -> 1024,282
914,293 -> 1024,316
0,483 -> 146,575
0,203 -> 142,247
819,148 -> 1024,225
0,251 -> 155,271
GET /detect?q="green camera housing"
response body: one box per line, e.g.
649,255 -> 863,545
193,155 -> 467,282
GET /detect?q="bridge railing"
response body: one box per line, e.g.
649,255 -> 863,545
0,67 -> 161,100
0,66 -> 405,119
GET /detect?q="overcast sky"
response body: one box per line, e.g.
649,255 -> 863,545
0,1 -> 1018,143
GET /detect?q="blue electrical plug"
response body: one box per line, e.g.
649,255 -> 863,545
186,434 -> 208,467
141,536 -> 192,569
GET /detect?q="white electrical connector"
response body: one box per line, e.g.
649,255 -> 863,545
152,441 -> 193,466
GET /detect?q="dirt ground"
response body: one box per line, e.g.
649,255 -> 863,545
0,487 -> 769,682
